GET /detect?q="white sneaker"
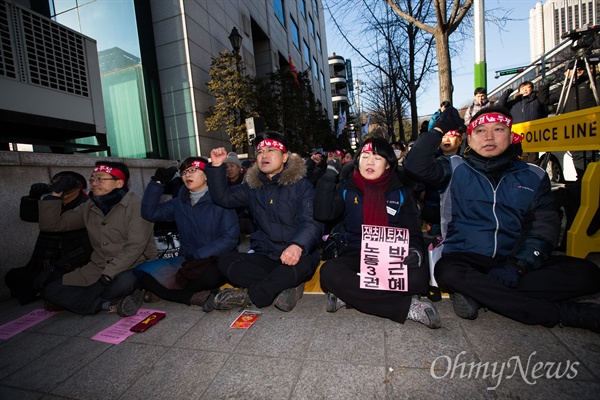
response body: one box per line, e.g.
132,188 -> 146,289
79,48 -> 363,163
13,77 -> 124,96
406,296 -> 441,329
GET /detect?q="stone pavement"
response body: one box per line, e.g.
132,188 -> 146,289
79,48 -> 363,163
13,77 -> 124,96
1,278 -> 599,400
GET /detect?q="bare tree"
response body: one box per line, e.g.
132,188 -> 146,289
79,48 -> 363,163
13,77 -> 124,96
385,0 -> 474,103
326,0 -> 436,140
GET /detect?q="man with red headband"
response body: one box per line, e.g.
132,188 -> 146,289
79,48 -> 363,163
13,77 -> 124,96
206,131 -> 323,312
405,105 -> 600,333
36,161 -> 157,316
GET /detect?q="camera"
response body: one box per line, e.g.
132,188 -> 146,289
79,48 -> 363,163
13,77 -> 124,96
562,24 -> 600,52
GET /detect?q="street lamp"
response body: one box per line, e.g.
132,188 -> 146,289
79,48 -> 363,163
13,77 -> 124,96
228,27 -> 243,54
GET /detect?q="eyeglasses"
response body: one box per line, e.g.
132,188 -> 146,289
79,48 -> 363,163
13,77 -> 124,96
89,177 -> 118,184
181,167 -> 200,177
256,148 -> 282,156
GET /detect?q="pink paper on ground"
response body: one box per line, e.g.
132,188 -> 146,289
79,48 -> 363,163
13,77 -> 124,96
0,309 -> 59,340
359,225 -> 410,291
91,308 -> 164,344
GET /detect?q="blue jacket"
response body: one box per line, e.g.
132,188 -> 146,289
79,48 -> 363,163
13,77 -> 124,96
141,181 -> 239,259
404,129 -> 560,270
205,155 -> 323,260
314,168 -> 424,255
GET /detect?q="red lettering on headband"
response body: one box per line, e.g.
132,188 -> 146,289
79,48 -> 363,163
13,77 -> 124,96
468,113 -> 513,135
445,130 -> 462,137
329,150 -> 344,158
94,165 -> 127,181
190,160 -> 206,170
256,139 -> 287,153
360,142 -> 373,154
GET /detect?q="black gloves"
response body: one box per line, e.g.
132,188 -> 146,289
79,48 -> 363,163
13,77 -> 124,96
29,183 -> 52,199
326,159 -> 341,175
487,259 -> 526,288
152,166 -> 177,183
434,106 -> 464,134
50,175 -> 80,194
405,248 -> 423,269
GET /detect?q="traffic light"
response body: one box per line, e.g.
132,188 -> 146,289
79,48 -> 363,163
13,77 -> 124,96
495,67 -> 526,79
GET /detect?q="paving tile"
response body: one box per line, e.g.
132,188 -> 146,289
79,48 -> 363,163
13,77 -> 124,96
461,314 -> 597,381
233,312 -> 318,358
199,354 -> 300,399
119,348 -> 229,400
551,325 -> 600,381
306,313 -> 386,364
126,308 -> 205,347
492,373 -> 600,399
174,309 -> 248,352
0,333 -> 68,381
50,342 -> 167,399
291,361 -> 388,399
387,366 -> 496,400
384,313 -> 479,370
37,312 -> 107,337
0,385 -> 73,400
2,336 -> 110,392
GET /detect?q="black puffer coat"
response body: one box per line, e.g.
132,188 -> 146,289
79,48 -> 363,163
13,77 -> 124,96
205,155 -> 323,260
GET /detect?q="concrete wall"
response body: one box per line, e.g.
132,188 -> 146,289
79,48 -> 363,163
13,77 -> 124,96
0,151 -> 174,300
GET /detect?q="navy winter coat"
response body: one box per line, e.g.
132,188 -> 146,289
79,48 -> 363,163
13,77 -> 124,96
205,155 -> 323,260
141,181 -> 239,259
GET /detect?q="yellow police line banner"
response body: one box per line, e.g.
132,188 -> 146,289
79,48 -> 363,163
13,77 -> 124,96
512,106 -> 600,152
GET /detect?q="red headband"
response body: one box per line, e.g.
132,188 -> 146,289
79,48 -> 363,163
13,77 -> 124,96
360,142 -> 373,154
257,139 -> 287,153
445,130 -> 462,137
190,160 -> 206,170
329,150 -> 344,158
467,113 -> 512,135
94,164 -> 127,181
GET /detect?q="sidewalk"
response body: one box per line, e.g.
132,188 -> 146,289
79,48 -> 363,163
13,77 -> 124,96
1,256 -> 599,399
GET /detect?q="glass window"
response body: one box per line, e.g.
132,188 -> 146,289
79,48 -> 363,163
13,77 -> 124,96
309,15 -> 315,38
50,0 -> 165,159
302,40 -> 310,67
312,58 -> 318,79
317,33 -> 322,53
320,70 -> 325,89
313,0 -> 318,18
273,0 -> 285,26
299,0 -> 306,19
290,16 -> 299,49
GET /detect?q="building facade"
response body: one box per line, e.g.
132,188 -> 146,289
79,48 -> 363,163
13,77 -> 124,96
530,0 -> 599,62
2,0 -> 332,160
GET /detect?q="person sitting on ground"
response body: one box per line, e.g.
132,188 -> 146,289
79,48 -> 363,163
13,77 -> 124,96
37,161 -> 157,316
135,157 -> 239,311
342,149 -> 354,165
6,171 -> 92,305
305,148 -> 327,187
313,138 -> 438,328
463,87 -> 493,126
206,132 -> 324,312
420,128 -> 464,237
428,100 -> 452,130
404,105 -> 600,333
225,151 -> 255,236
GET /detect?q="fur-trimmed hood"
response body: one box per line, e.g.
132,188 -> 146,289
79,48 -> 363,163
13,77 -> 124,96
244,154 -> 307,189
